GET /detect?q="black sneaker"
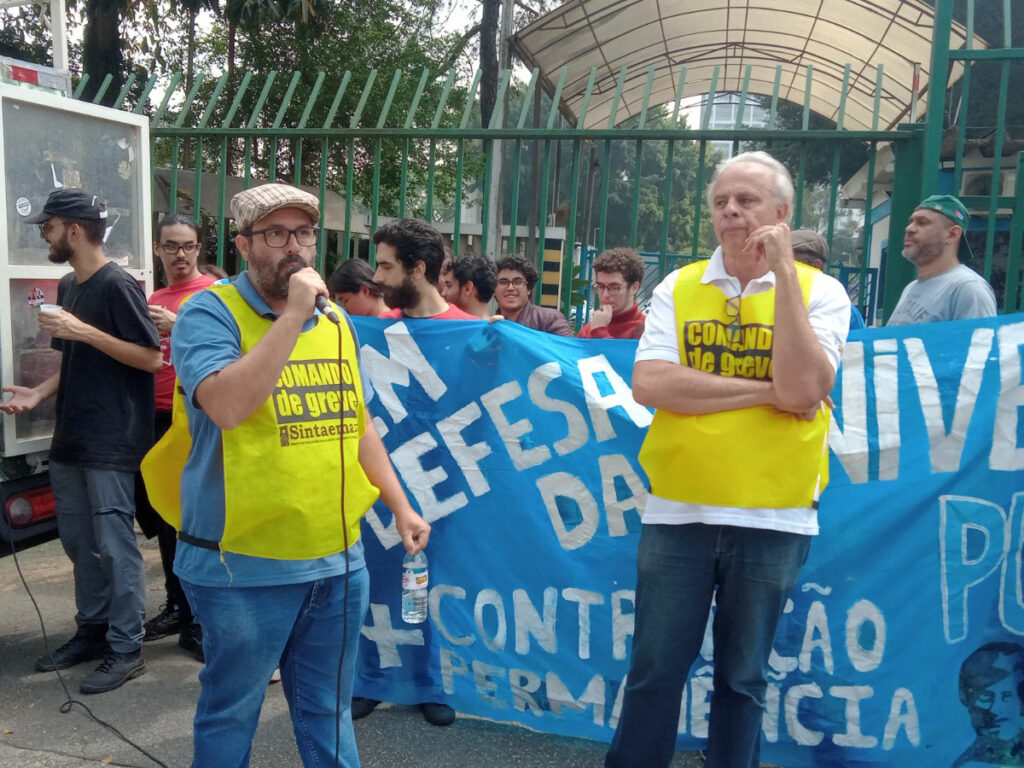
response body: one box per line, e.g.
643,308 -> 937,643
351,697 -> 380,720
143,604 -> 186,641
34,625 -> 108,672
80,650 -> 146,694
419,702 -> 455,727
178,623 -> 204,663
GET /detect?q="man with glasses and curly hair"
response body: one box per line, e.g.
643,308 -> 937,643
578,247 -> 646,339
494,253 -> 571,335
607,152 -> 851,768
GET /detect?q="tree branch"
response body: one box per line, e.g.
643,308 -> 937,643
436,21 -> 482,74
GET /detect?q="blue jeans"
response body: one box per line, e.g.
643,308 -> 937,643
182,568 -> 369,768
49,460 -> 145,652
606,523 -> 811,768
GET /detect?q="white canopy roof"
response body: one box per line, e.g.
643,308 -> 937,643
511,0 -> 983,131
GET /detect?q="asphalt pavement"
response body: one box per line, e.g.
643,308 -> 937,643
0,533 -> 707,768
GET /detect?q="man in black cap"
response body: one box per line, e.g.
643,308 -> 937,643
887,194 -> 997,325
1,189 -> 161,693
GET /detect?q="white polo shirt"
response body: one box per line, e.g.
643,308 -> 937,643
635,247 -> 852,535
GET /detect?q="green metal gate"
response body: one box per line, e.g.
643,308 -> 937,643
73,1 -> 1023,323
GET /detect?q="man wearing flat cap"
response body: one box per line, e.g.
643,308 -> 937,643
164,182 -> 430,766
887,194 -> 996,325
1,189 -> 162,694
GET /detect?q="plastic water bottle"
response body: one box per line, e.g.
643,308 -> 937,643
401,550 -> 428,623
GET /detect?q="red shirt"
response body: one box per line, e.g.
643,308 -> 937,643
149,274 -> 217,410
380,304 -> 478,320
577,303 -> 646,340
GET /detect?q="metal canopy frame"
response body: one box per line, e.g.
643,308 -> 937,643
512,0 -> 984,130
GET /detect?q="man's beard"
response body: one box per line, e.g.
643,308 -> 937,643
47,233 -> 73,264
380,275 -> 420,310
255,254 -> 307,301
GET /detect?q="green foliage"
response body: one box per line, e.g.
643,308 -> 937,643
940,0 -> 1024,132
746,98 -> 870,189
560,258 -> 588,313
577,110 -> 721,257
0,8 -> 50,64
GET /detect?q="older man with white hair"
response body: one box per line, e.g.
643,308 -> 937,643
606,151 -> 851,768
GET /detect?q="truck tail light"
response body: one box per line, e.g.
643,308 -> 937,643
5,487 -> 56,528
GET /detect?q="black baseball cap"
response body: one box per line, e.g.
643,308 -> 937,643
24,189 -> 108,224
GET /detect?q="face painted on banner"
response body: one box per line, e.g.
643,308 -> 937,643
972,654 -> 1024,742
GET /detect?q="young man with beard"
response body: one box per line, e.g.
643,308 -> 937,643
887,194 -> 996,325
353,218 -> 467,728
1,189 -> 162,693
135,213 -> 216,660
372,218 -> 476,320
167,183 -> 430,765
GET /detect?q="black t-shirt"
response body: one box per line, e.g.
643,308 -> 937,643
50,262 -> 160,471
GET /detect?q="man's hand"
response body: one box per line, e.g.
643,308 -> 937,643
589,306 -> 613,329
0,385 -> 43,415
148,305 -> 177,333
38,308 -> 91,341
745,222 -> 796,275
283,266 -> 328,320
396,512 -> 431,555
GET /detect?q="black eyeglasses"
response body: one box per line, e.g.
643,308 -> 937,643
497,277 -> 526,288
244,226 -> 320,248
38,220 -> 62,237
725,295 -> 742,330
158,242 -> 200,256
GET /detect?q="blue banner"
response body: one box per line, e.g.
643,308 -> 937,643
351,315 -> 1024,767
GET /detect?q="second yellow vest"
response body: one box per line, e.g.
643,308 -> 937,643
638,260 -> 831,509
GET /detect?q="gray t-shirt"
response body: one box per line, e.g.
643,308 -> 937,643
886,264 -> 997,326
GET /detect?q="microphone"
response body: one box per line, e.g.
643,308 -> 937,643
288,264 -> 341,325
316,294 -> 341,325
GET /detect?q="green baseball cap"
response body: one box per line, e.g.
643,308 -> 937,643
916,194 -> 969,227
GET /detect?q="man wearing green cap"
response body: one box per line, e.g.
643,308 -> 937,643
887,194 -> 996,325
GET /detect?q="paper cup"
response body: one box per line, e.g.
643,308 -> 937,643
39,304 -> 62,314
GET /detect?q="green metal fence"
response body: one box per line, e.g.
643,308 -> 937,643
911,0 -> 1024,316
73,40 -> 1001,321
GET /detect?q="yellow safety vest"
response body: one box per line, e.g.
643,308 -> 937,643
638,260 -> 831,509
141,283 -> 378,559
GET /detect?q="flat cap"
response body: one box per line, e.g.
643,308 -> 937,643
23,189 -> 107,224
790,229 -> 829,266
231,183 -> 320,233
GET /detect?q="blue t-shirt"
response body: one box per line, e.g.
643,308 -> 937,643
850,304 -> 867,330
171,271 -> 368,587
